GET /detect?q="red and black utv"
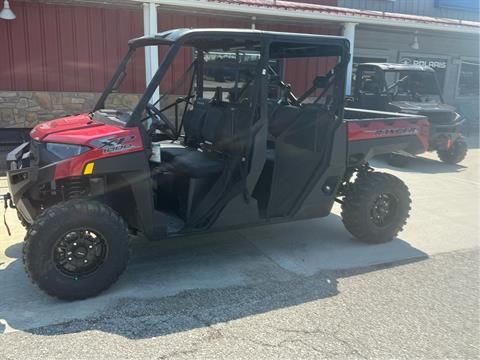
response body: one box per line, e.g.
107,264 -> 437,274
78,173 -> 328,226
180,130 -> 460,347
5,29 -> 429,300
348,63 -> 467,166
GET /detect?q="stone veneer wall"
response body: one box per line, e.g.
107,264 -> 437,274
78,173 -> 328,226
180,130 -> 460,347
0,91 -> 142,128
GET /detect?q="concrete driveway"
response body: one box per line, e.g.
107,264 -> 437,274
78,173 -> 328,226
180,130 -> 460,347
0,146 -> 478,356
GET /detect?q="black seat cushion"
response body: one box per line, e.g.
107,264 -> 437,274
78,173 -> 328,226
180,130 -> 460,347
184,99 -> 208,146
160,104 -> 228,165
171,150 -> 224,178
160,143 -> 194,162
201,105 -> 227,144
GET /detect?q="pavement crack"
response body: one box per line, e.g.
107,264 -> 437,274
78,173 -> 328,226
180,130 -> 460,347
158,347 -> 200,360
270,325 -> 367,359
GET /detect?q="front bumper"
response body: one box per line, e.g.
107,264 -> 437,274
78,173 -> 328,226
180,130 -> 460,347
430,116 -> 466,133
428,118 -> 466,151
6,142 -> 55,223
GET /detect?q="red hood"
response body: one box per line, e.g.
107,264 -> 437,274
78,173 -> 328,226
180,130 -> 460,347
29,113 -> 136,147
28,113 -> 144,180
30,114 -> 102,141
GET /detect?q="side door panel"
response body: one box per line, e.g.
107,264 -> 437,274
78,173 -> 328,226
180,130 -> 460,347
266,106 -> 337,218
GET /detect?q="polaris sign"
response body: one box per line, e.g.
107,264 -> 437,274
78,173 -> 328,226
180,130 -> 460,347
400,57 -> 448,69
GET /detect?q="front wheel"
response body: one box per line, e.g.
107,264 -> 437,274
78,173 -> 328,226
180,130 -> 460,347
341,172 -> 411,244
437,136 -> 468,164
23,199 -> 129,300
17,211 -> 30,229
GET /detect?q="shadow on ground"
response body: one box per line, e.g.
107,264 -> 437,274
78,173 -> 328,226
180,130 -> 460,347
372,154 -> 467,174
372,134 -> 479,174
0,214 -> 428,339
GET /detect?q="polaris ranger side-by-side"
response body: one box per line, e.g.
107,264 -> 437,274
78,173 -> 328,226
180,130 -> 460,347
5,29 -> 429,300
348,63 -> 467,166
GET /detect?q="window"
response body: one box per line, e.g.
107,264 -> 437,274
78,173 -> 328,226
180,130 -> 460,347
386,71 -> 441,96
266,42 -> 343,106
458,62 -> 479,97
203,50 -> 261,102
357,69 -> 382,93
352,57 -> 387,94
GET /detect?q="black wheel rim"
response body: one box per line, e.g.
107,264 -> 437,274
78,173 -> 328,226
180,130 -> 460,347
53,229 -> 108,278
370,193 -> 398,227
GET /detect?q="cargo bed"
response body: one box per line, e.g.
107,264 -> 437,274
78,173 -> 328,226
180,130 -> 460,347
344,107 -> 429,166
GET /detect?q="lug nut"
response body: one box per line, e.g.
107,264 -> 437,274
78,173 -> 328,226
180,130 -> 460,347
68,257 -> 72,261
73,242 -> 77,246
84,260 -> 88,263
88,245 -> 93,249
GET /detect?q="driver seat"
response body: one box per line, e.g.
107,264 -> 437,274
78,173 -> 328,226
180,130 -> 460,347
160,99 -> 209,162
169,150 -> 224,178
162,100 -> 229,179
161,91 -> 224,164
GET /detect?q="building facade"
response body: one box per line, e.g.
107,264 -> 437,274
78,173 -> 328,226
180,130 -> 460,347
0,0 -> 478,130
340,0 -> 479,129
0,0 -> 341,129
339,0 -> 479,22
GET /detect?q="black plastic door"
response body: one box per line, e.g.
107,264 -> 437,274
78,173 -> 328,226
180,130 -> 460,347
266,105 -> 334,218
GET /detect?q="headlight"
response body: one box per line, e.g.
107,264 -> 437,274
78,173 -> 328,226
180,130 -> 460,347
45,143 -> 90,161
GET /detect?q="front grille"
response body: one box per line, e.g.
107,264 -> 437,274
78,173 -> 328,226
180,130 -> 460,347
30,140 -> 40,166
10,170 -> 29,185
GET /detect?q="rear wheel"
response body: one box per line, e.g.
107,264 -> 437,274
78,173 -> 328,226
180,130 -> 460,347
23,199 -> 129,300
437,136 -> 468,164
341,172 -> 411,244
387,153 -> 409,168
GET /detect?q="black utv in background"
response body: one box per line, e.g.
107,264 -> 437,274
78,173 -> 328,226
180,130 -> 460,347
348,63 -> 468,166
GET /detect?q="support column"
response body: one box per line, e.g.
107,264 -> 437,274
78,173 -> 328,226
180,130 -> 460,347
342,22 -> 357,96
143,2 -> 159,105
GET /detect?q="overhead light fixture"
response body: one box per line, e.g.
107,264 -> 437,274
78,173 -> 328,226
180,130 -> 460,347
0,0 -> 16,20
410,31 -> 419,50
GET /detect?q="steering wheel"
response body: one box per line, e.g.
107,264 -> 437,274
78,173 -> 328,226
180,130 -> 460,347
145,103 -> 177,139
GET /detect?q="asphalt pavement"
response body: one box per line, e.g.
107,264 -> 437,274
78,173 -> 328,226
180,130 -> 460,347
0,146 -> 479,359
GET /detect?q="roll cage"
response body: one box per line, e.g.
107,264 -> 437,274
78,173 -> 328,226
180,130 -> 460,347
93,28 -> 350,129
355,63 -> 444,102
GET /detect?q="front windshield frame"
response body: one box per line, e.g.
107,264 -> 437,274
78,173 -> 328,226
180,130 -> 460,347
93,46 -> 136,112
129,44 -> 181,127
92,43 -> 181,127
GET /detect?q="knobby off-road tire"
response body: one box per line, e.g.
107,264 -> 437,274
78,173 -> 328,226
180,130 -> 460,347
387,153 -> 410,168
437,136 -> 468,164
341,172 -> 411,244
17,211 -> 30,229
23,199 -> 129,300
